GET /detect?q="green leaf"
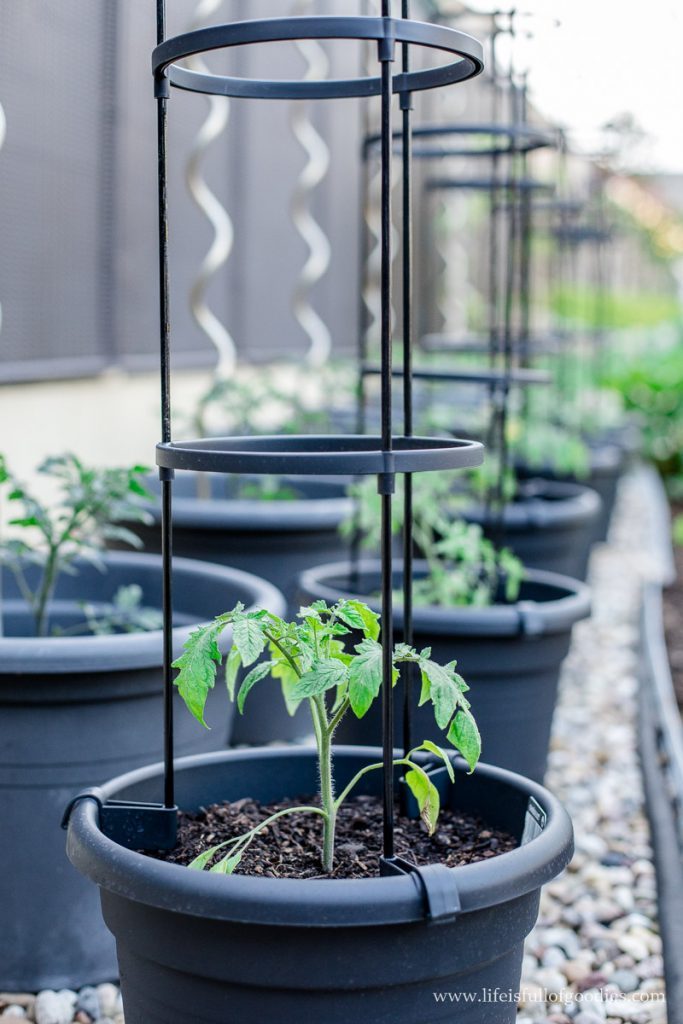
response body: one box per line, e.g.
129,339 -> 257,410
290,658 -> 348,699
412,740 -> 455,782
348,638 -> 383,718
225,646 -> 242,701
237,661 -> 275,714
405,768 -> 440,835
447,708 -> 481,773
271,655 -> 303,716
337,599 -> 380,641
210,850 -> 243,874
188,844 -> 225,870
418,657 -> 467,730
298,605 -> 323,622
232,616 -> 266,667
172,624 -> 223,727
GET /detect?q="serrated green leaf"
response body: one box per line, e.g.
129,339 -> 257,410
237,661 -> 275,714
290,658 -> 348,699
405,768 -> 440,835
232,616 -> 266,667
270,654 -> 303,716
419,657 -> 467,730
348,638 -> 383,718
225,646 -> 242,701
413,740 -> 455,782
337,599 -> 380,641
172,624 -> 223,727
298,605 -> 322,622
447,708 -> 481,773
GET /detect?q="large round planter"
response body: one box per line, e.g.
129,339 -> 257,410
516,442 -> 624,544
298,560 -> 591,783
66,747 -> 574,1024
464,479 -> 602,581
0,551 -> 284,993
129,472 -> 352,604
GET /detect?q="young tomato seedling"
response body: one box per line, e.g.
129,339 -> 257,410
173,599 -> 482,875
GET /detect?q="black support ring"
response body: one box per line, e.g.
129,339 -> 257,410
152,17 -> 484,100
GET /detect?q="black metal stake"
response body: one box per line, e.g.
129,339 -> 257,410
156,0 -> 174,812
400,0 -> 415,761
379,5 -> 396,864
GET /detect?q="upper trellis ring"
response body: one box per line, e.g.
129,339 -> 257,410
152,16 -> 484,100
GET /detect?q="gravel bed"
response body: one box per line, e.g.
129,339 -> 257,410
0,471 -> 668,1023
517,471 -> 667,1023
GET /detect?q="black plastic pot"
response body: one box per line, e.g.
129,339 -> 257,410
66,746 -> 573,1024
126,473 -> 352,745
0,551 -> 284,993
130,472 -> 352,604
299,559 -> 591,783
516,442 -> 624,544
464,479 -> 601,581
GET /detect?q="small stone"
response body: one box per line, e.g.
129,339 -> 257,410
564,960 -> 593,985
639,977 -> 664,994
610,968 -> 639,993
615,935 -> 649,962
534,967 -> 567,995
541,927 -> 581,958
601,851 -> 631,867
543,947 -> 568,969
577,972 -> 608,993
0,999 -> 34,1013
95,986 -> 119,1019
34,990 -> 75,1024
76,987 -> 100,1023
521,953 -> 538,975
1,1009 -> 27,1019
634,954 -> 663,979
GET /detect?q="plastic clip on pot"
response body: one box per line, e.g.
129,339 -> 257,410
64,7 -> 573,1023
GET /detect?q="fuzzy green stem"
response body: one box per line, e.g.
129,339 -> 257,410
333,757 -> 425,813
315,694 -> 336,873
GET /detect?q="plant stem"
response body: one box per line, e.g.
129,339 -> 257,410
316,695 -> 336,873
333,757 -> 421,813
34,545 -> 59,637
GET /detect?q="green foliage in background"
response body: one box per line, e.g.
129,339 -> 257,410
0,454 -> 155,636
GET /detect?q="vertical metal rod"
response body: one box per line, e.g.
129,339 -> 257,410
378,7 -> 395,862
400,0 -> 414,760
156,0 -> 174,810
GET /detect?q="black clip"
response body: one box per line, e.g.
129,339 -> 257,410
380,856 -> 461,922
62,789 -> 178,852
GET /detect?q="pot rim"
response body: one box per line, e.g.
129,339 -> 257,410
157,494 -> 353,532
299,559 -> 591,637
66,746 -> 574,928
466,478 -> 601,531
0,551 -> 284,672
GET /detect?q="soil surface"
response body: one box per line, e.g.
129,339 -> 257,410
663,503 -> 683,712
153,793 -> 518,879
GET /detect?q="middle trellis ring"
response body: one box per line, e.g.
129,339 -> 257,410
152,17 -> 485,100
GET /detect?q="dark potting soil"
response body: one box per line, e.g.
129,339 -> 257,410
663,505 -> 683,713
152,793 -> 518,879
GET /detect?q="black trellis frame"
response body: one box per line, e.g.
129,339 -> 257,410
139,4 -> 485,873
